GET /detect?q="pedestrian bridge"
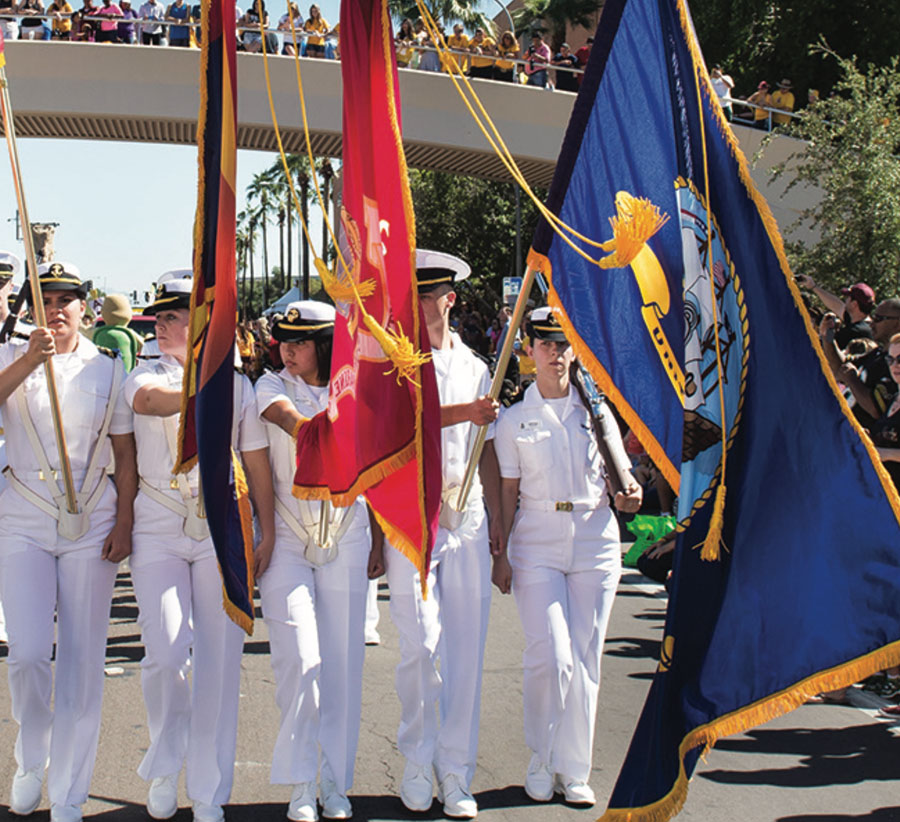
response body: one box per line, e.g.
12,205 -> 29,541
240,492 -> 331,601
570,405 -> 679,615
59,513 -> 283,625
2,41 -> 815,239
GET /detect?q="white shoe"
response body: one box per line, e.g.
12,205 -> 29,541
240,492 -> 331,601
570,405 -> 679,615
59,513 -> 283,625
192,801 -> 225,822
287,782 -> 318,822
437,773 -> 477,818
364,628 -> 381,646
319,779 -> 351,820
523,754 -> 553,802
49,804 -> 82,822
147,774 -> 179,819
554,776 -> 596,805
399,761 -> 433,812
9,765 -> 43,816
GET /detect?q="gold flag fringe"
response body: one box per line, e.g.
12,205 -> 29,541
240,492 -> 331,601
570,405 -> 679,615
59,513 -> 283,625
600,639 -> 900,822
218,450 -> 256,636
292,440 -> 417,508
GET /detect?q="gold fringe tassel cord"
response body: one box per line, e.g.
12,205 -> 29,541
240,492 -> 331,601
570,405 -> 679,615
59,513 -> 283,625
598,193 -> 670,269
697,482 -> 726,561
362,315 -> 430,386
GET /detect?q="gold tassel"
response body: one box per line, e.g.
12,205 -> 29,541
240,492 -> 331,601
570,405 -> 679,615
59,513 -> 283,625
598,191 -> 669,269
362,315 -> 431,385
699,483 -> 727,561
316,257 -> 376,304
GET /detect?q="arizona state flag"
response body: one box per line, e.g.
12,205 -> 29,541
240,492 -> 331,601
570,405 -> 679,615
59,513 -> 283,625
176,0 -> 255,634
292,0 -> 441,579
528,0 -> 900,819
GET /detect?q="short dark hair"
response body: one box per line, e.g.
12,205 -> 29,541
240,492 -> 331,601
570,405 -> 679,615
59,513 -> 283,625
314,335 -> 333,385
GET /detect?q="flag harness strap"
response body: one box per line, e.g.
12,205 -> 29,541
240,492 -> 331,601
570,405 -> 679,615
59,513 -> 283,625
4,348 -> 121,540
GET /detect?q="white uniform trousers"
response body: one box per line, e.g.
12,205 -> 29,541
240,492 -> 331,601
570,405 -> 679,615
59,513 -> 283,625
384,506 -> 491,787
131,494 -> 245,807
0,483 -> 118,808
258,514 -> 370,791
510,506 -> 621,783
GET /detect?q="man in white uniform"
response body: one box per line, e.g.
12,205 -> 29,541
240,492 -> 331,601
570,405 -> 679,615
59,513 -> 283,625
0,262 -> 136,822
384,250 -> 502,819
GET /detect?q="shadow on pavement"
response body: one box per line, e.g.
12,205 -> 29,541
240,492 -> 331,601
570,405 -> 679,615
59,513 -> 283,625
778,810 -> 900,822
604,636 -> 661,660
700,723 -> 898,787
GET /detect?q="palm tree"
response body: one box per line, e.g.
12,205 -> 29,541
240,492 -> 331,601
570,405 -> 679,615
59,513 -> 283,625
388,0 -> 493,33
247,169 -> 277,310
513,0 -> 603,52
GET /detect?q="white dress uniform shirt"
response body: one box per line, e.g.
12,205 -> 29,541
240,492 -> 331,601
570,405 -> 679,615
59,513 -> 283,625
255,368 -> 371,795
384,332 -> 494,789
494,381 -> 625,784
123,354 -> 266,808
0,336 -> 132,810
494,382 -> 626,572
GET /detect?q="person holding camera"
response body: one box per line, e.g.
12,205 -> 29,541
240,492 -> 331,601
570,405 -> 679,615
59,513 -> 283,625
524,32 -> 551,87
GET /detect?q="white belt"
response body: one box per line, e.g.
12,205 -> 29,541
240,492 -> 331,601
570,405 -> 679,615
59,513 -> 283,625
274,495 -> 357,566
519,498 -> 602,513
3,466 -> 108,532
139,477 -> 209,541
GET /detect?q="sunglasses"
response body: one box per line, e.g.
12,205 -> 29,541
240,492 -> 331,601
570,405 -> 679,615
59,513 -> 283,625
887,355 -> 900,366
872,314 -> 900,323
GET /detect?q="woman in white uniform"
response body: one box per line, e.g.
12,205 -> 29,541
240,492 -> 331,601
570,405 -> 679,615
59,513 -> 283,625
255,301 -> 383,822
123,277 -> 275,822
491,306 -> 641,807
0,262 -> 136,822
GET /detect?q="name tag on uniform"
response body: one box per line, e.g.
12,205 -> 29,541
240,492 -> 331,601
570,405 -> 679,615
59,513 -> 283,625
519,419 -> 542,432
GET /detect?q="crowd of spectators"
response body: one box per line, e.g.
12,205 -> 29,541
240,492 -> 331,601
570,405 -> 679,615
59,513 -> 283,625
707,63 -> 823,130
395,20 -> 591,90
0,0 -> 591,91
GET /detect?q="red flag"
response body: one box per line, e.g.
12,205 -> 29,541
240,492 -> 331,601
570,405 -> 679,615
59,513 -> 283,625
292,0 -> 441,581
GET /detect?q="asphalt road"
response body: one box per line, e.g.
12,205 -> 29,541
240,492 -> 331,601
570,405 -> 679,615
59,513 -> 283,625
0,561 -> 898,822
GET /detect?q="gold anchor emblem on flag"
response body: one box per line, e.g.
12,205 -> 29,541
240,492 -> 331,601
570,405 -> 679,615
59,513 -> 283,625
598,191 -> 686,405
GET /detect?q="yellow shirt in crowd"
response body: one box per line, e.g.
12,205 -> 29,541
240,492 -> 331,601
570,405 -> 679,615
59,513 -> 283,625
770,89 -> 794,125
495,43 -> 519,71
303,16 -> 329,46
469,37 -> 495,68
444,32 -> 469,71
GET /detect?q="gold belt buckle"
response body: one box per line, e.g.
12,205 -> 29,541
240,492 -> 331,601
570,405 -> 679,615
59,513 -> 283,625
170,478 -> 180,490
555,501 -> 574,512
38,469 -> 59,481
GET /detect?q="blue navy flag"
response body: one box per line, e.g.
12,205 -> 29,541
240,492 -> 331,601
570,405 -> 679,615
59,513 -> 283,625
528,0 -> 900,820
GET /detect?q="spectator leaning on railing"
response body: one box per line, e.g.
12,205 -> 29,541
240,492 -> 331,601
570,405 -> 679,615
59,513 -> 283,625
524,31 -> 550,88
302,3 -> 328,58
138,0 -> 163,44
467,26 -> 494,79
444,22 -> 467,73
164,0 -> 189,46
18,0 -> 45,39
96,0 -> 123,42
552,42 -> 578,92
770,78 -> 794,125
746,80 -> 771,129
493,30 -> 518,82
48,0 -> 72,38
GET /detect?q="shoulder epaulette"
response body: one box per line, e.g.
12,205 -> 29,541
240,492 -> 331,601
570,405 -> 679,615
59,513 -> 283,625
137,353 -> 161,361
96,346 -> 119,359
10,330 -> 29,341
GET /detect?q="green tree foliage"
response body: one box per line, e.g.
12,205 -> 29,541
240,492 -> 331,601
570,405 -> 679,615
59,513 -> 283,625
408,168 -> 542,309
769,49 -> 900,298
388,0 -> 493,32
691,0 -> 899,99
512,0 -> 603,51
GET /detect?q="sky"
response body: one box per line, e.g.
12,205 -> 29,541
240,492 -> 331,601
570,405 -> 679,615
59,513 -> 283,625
0,0 -> 344,302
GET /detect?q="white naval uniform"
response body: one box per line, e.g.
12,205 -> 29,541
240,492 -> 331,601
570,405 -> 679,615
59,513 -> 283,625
124,355 -> 267,806
384,332 -> 493,787
255,369 -> 371,793
494,383 -> 627,782
0,337 -> 131,808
